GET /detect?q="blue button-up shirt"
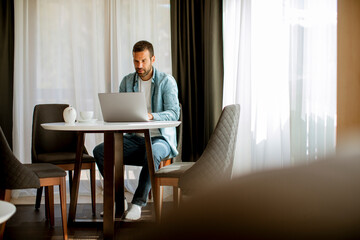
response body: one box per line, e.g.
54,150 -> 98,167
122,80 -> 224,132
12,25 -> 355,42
119,67 -> 180,158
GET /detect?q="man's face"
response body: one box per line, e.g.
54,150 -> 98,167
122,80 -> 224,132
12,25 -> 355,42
133,50 -> 155,80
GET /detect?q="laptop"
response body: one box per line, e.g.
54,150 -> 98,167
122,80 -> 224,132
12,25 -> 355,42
98,92 -> 149,122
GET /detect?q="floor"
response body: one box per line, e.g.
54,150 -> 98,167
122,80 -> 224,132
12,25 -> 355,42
4,190 -> 175,240
3,200 -> 173,240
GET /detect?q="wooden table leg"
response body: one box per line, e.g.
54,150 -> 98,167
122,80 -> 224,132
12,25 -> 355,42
103,132 -> 115,240
68,132 -> 84,224
144,130 -> 159,221
114,133 -> 124,218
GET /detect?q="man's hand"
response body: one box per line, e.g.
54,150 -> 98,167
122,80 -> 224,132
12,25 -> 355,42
148,113 -> 154,120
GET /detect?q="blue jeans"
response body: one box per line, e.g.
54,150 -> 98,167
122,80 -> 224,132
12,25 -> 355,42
93,134 -> 170,207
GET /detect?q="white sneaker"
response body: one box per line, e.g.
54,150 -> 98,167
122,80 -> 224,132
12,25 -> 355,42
124,204 -> 142,220
100,199 -> 128,217
124,200 -> 128,211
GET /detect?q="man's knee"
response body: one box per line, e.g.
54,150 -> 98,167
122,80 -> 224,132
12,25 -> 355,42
93,143 -> 104,161
152,141 -> 170,160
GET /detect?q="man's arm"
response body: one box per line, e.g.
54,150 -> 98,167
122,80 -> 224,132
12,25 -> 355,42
151,76 -> 180,121
119,76 -> 127,92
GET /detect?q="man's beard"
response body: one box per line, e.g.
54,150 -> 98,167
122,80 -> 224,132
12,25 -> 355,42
136,68 -> 151,78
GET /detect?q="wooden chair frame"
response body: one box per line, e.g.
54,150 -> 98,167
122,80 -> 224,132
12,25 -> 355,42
155,177 -> 181,221
35,162 -> 96,216
32,104 -> 96,216
0,176 -> 68,240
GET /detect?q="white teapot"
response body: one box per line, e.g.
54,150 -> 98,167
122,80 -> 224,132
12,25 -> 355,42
63,106 -> 77,124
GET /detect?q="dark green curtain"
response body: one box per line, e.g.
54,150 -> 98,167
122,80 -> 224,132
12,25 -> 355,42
0,0 -> 14,149
171,0 -> 224,162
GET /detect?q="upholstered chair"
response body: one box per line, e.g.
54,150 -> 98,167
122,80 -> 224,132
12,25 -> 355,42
32,104 -> 96,215
153,104 -> 240,221
0,127 -> 68,240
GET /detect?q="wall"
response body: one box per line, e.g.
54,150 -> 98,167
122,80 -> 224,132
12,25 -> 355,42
337,0 -> 360,145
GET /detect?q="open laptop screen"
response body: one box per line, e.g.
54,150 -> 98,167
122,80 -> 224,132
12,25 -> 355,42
98,92 -> 149,122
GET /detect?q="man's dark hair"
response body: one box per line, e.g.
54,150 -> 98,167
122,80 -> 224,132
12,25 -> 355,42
133,40 -> 154,58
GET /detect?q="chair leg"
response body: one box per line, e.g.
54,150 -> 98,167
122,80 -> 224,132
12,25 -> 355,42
45,187 -> 49,221
160,186 -> 164,215
90,162 -> 96,216
35,187 -> 43,209
68,170 -> 73,199
45,186 -> 55,227
59,177 -> 68,240
173,187 -> 181,208
149,159 -> 172,200
0,189 -> 11,202
154,179 -> 162,223
0,222 -> 6,240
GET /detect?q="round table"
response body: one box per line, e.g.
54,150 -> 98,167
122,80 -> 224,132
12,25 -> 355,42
42,120 -> 181,239
0,200 -> 16,224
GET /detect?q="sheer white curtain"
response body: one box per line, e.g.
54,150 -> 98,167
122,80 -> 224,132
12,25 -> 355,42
110,0 -> 172,193
110,0 -> 172,91
223,0 -> 337,176
14,0 -> 108,164
13,0 -> 108,198
13,0 -> 171,196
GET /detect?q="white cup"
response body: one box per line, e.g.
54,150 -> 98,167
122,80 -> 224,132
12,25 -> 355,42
80,111 -> 94,120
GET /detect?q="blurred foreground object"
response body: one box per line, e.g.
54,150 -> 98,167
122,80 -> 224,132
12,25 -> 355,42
142,137 -> 360,239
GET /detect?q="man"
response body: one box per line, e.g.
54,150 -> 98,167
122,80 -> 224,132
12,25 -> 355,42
93,40 -> 180,220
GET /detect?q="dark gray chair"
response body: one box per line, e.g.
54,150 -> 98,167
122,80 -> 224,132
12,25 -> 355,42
153,104 -> 240,221
0,127 -> 68,240
148,104 -> 183,200
32,104 -> 96,215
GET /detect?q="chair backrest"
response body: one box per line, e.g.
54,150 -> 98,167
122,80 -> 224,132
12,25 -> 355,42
32,104 -> 78,163
0,127 -> 40,190
178,104 -> 240,194
173,103 -> 183,163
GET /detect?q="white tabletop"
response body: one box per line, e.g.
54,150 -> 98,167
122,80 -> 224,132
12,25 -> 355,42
0,201 -> 16,224
41,120 -> 181,131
